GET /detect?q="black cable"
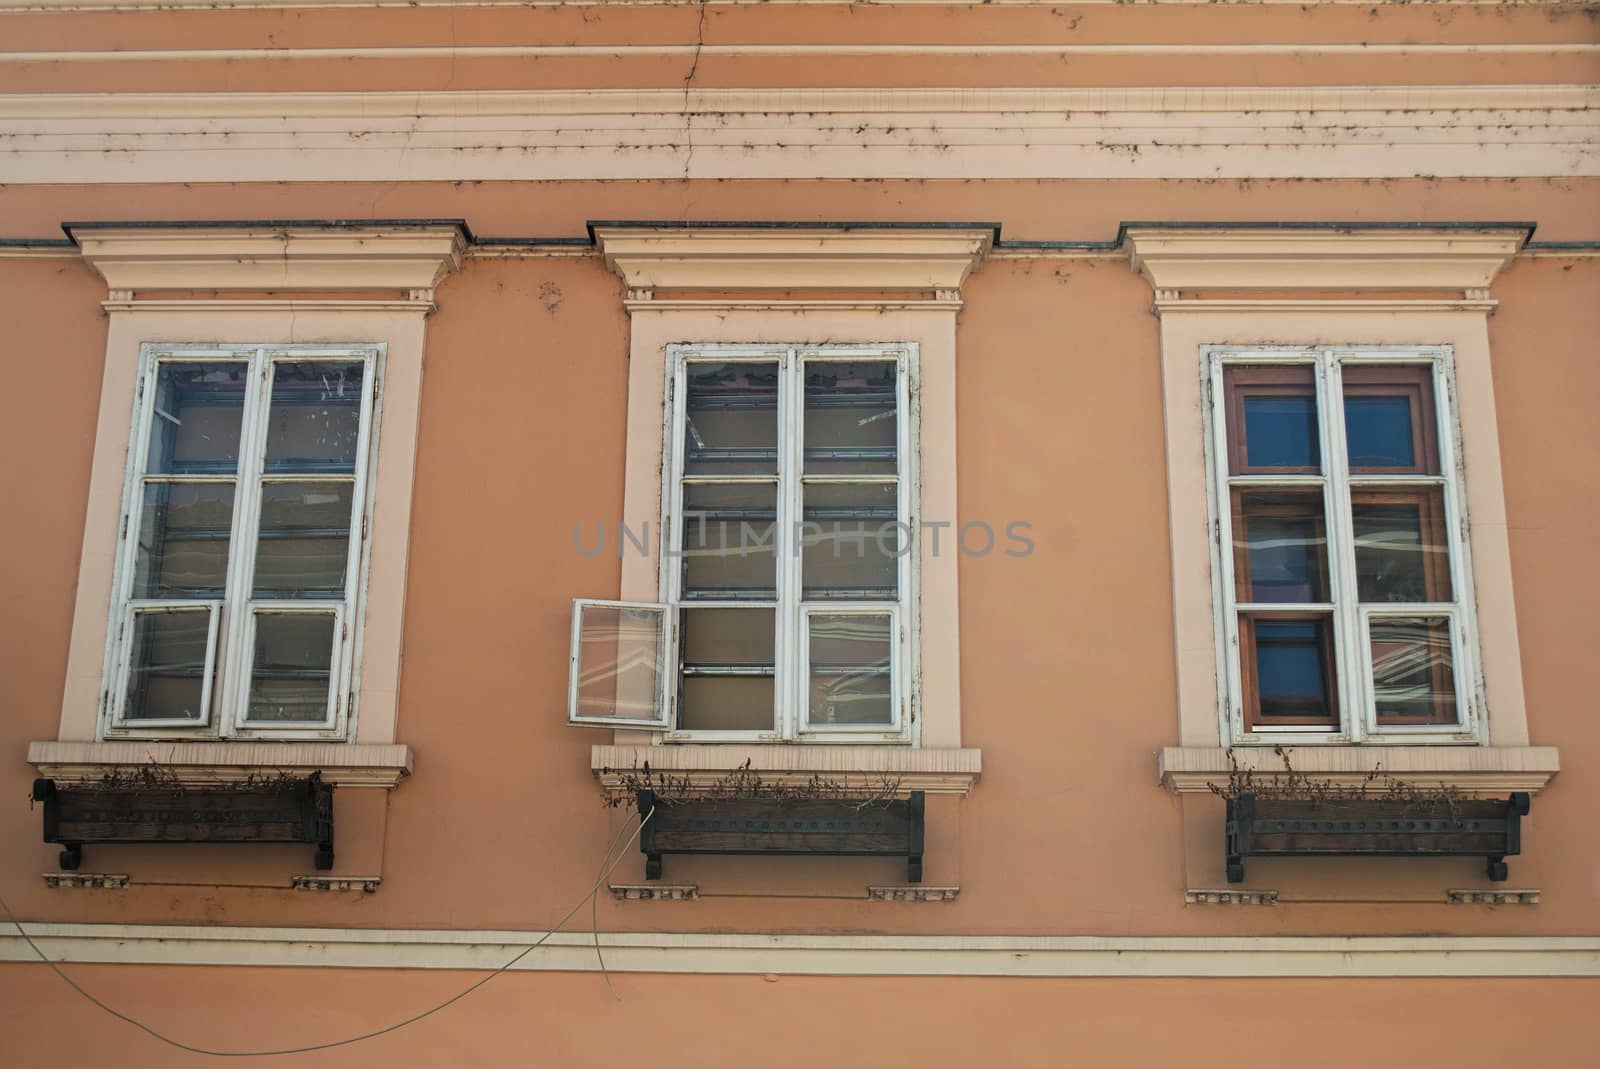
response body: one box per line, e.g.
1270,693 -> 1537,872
0,809 -> 650,1058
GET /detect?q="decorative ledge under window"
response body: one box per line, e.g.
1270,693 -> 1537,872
1158,745 -> 1559,795
593,745 -> 981,797
28,741 -> 413,788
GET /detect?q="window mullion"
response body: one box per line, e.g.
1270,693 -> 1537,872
1322,352 -> 1365,743
218,348 -> 271,735
780,348 -> 801,739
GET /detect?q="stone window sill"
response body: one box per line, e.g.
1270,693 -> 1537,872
1158,745 -> 1559,795
28,740 -> 413,788
592,744 -> 981,797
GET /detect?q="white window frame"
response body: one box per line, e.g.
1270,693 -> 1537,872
1206,345 -> 1483,746
567,343 -> 918,742
101,343 -> 381,741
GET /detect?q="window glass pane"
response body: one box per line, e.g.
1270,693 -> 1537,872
1371,617 -> 1457,725
1233,491 -> 1328,603
133,483 -> 234,598
252,481 -> 355,598
1353,490 -> 1452,603
1247,616 -> 1336,723
679,607 -> 776,731
805,360 -> 898,475
680,483 -> 777,598
572,603 -> 666,724
247,612 -> 335,722
802,482 -> 900,599
808,613 -> 893,726
1344,396 -> 1415,469
265,361 -> 365,474
145,362 -> 247,475
1244,395 -> 1320,471
684,362 -> 779,476
124,609 -> 211,721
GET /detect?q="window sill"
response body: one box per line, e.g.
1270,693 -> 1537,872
1158,745 -> 1559,795
592,744 -> 981,797
28,740 -> 413,788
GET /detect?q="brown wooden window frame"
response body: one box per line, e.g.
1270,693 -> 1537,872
1209,348 -> 1480,745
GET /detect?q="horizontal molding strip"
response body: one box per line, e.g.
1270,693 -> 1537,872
4,924 -> 1599,978
3,85 -> 1594,117
2,43 -> 1596,64
3,0 -> 1586,10
2,85 -> 1593,183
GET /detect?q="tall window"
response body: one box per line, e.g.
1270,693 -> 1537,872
569,344 -> 916,742
1210,347 -> 1479,743
104,344 -> 379,739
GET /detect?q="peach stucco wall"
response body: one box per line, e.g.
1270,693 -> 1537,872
2,198 -> 1597,935
2,965 -> 1597,1067
1,0 -> 1598,1045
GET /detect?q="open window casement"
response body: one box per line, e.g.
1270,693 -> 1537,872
567,599 -> 672,729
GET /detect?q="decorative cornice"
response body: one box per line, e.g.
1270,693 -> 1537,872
609,884 -> 700,902
67,224 -> 467,310
1126,225 -> 1529,308
291,875 -> 383,893
41,873 -> 128,890
28,740 -> 414,789
1158,746 -> 1561,795
1448,889 -> 1541,905
4,87 -> 1592,185
593,225 -> 993,301
592,745 -> 982,796
5,924 -> 1598,978
1185,889 -> 1279,906
868,886 -> 961,902
0,0 -> 1584,11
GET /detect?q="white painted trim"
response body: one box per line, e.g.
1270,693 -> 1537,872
1159,744 -> 1559,794
4,924 -> 1597,977
28,740 -> 413,787
5,86 -> 1594,119
0,0 -> 1581,11
593,744 -> 981,794
4,87 -> 1593,184
4,44 -> 1594,65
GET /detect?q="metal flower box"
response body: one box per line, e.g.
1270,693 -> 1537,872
1225,791 -> 1530,883
32,773 -> 335,871
637,789 -> 926,882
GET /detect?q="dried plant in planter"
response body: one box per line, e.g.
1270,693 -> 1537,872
600,759 -> 904,812
1208,745 -> 1469,816
1213,747 -> 1530,883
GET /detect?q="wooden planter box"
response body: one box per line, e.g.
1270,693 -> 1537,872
32,774 -> 334,872
1225,792 -> 1530,883
637,789 -> 926,883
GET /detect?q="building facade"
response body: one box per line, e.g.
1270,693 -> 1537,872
0,1 -> 1596,1064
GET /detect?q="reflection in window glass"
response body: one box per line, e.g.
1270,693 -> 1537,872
805,360 -> 898,475
124,609 -> 212,721
684,362 -> 779,476
265,362 -> 365,474
253,482 -> 354,598
808,614 -> 892,726
679,608 -> 776,732
1244,396 -> 1320,470
1251,618 -> 1335,721
1371,617 -> 1457,724
145,363 -> 247,475
133,483 -> 234,599
1353,494 -> 1452,603
573,603 -> 666,723
680,483 -> 778,598
247,613 -> 335,722
1344,396 -> 1415,468
1234,492 -> 1328,603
